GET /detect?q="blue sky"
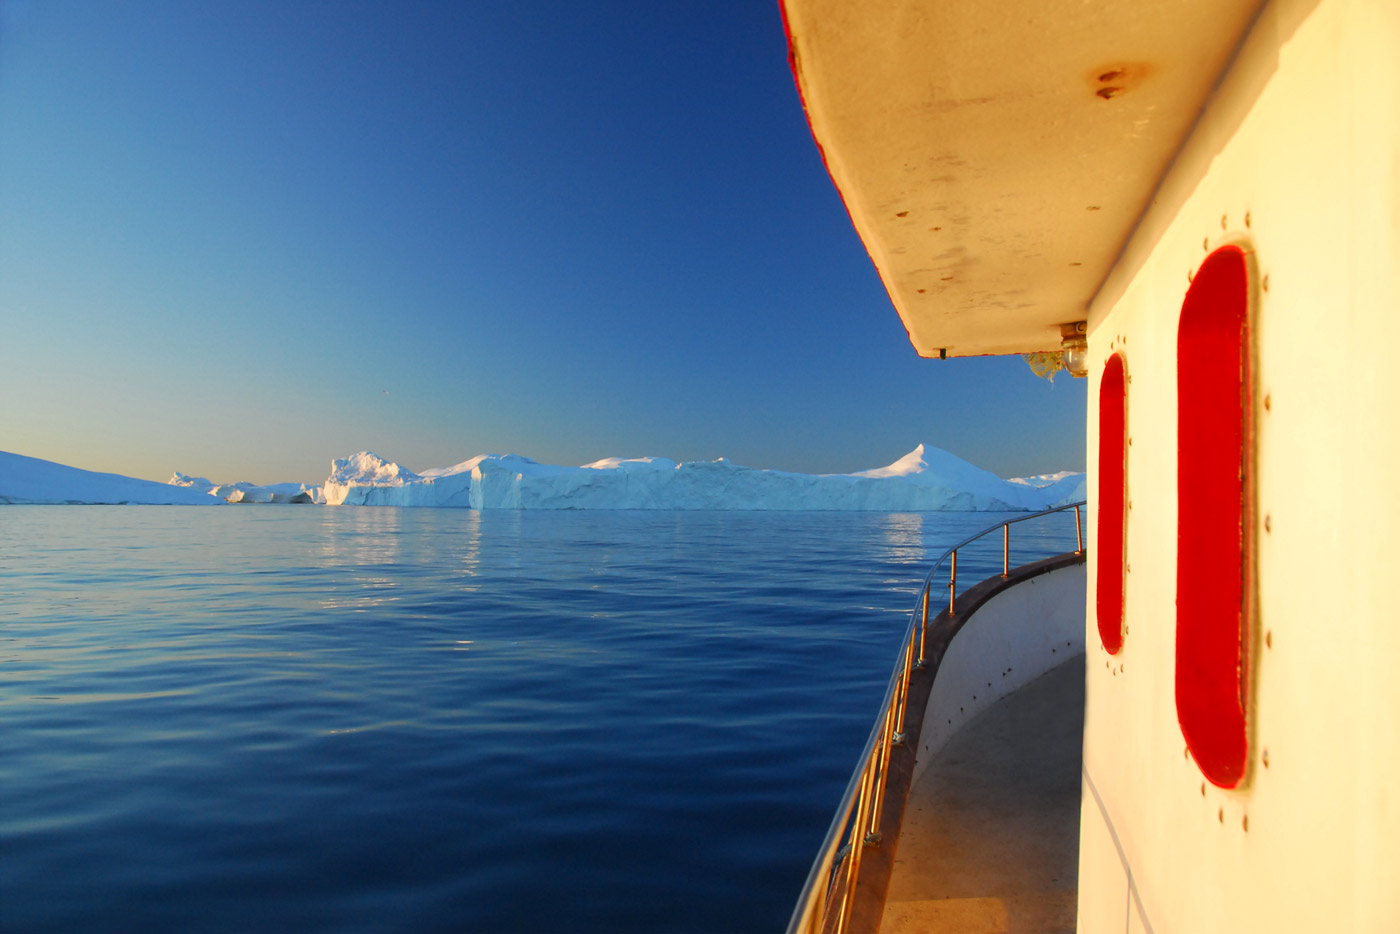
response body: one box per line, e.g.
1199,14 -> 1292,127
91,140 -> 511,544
0,1 -> 1084,485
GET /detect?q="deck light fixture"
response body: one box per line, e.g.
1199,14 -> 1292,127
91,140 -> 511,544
1060,322 -> 1089,377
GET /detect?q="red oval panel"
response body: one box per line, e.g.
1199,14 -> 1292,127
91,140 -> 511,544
1096,353 -> 1127,654
1176,245 -> 1252,789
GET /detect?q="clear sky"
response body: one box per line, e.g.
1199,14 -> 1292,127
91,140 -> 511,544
0,1 -> 1085,485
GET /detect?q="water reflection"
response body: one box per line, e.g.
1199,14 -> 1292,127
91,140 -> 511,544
878,513 -> 926,566
455,511 -> 483,585
319,507 -> 405,566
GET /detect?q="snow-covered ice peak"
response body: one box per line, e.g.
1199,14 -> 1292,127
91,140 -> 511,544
168,472 -> 216,492
420,454 -> 492,479
328,451 -> 421,487
1008,470 -> 1080,488
851,443 -> 929,478
580,456 -> 679,472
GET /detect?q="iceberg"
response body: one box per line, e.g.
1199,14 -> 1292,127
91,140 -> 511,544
322,444 -> 1084,512
2,445 -> 1082,511
0,452 -> 224,505
168,472 -> 322,504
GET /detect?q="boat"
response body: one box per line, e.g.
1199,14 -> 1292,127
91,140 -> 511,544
779,0 -> 1400,931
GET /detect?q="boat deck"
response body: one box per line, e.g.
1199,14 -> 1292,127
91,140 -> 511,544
877,656 -> 1085,934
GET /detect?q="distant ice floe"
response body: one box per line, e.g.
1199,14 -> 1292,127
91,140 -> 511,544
322,444 -> 1085,512
0,452 -> 223,505
1,444 -> 1083,510
169,473 -> 322,504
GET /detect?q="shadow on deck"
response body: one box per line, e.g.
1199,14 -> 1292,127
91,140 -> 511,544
878,655 -> 1085,934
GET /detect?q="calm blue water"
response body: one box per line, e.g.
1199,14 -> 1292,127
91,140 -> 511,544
1,506 -> 1080,933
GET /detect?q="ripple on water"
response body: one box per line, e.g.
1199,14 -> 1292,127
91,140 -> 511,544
0,506 -> 1081,933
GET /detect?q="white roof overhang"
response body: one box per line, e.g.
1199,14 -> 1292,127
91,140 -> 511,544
781,0 -> 1264,357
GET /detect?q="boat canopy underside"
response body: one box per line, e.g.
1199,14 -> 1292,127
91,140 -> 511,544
781,0 -> 1263,357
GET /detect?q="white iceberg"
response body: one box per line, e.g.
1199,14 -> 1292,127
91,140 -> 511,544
168,471 -> 322,503
322,444 -> 1083,512
0,452 -> 224,505
167,472 -> 321,503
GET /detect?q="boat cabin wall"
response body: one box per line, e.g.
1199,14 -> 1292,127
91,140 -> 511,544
1079,0 -> 1400,930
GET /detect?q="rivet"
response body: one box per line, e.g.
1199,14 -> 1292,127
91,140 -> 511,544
1201,782 -> 1206,796
1128,437 -> 1133,446
1221,214 -> 1228,229
1218,808 -> 1224,824
1185,747 -> 1191,760
1263,749 -> 1270,768
1264,515 -> 1272,533
1188,269 -> 1194,283
1203,237 -> 1210,251
1266,630 -> 1272,649
1262,274 -> 1270,292
1245,211 -> 1252,228
1126,563 -> 1131,573
1264,393 -> 1272,411
1242,815 -> 1249,832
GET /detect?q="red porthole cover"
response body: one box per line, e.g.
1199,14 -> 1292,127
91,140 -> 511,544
1176,244 -> 1252,789
1096,353 -> 1126,654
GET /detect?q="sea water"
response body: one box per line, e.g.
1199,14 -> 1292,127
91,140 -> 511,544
1,506 -> 1080,933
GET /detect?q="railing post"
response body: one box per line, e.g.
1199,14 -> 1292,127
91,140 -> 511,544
868,702 -> 895,841
894,634 -> 914,744
916,585 -> 930,667
948,549 -> 958,616
1002,523 -> 1010,578
1074,504 -> 1083,554
838,746 -> 879,933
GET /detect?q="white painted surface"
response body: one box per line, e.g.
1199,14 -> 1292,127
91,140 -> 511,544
782,0 -> 1262,357
1080,0 -> 1400,930
910,563 -> 1086,789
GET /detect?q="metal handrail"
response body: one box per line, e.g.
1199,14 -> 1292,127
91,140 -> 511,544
785,501 -> 1087,934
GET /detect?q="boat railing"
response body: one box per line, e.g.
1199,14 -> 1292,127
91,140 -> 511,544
785,500 -> 1087,934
